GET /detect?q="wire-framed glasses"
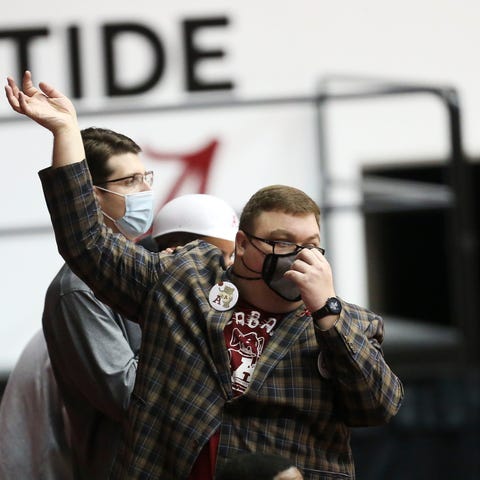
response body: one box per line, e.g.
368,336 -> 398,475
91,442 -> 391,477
96,171 -> 154,188
245,232 -> 325,256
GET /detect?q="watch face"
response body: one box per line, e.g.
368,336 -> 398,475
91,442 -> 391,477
327,297 -> 342,314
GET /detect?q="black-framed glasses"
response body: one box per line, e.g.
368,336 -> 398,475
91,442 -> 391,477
245,232 -> 325,256
96,171 -> 154,188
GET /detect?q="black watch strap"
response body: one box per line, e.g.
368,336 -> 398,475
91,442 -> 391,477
312,297 -> 342,320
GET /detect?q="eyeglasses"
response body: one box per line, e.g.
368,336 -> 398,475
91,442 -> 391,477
96,171 -> 154,188
245,232 -> 325,256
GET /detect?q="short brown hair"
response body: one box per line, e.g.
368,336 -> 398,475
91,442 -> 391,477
81,127 -> 141,185
239,185 -> 320,233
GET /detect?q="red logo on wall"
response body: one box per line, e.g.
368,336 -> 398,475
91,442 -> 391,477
143,138 -> 219,208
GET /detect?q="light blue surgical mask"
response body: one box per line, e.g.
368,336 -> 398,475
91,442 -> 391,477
96,186 -> 154,239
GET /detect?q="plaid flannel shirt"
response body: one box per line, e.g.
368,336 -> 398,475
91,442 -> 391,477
40,160 -> 403,480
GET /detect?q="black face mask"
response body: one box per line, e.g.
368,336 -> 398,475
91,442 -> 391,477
262,251 -> 301,302
232,235 -> 302,302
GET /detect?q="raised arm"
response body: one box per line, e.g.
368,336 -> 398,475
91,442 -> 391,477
5,71 -> 84,168
6,71 -> 163,323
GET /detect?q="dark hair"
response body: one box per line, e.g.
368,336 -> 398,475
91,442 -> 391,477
239,185 -> 320,233
216,452 -> 298,480
81,127 -> 141,184
154,232 -> 206,252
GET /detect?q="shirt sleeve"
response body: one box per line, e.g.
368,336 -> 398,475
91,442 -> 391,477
39,160 -> 163,325
44,286 -> 139,421
314,300 -> 404,426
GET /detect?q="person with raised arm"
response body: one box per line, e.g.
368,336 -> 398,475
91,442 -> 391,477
5,71 -> 403,480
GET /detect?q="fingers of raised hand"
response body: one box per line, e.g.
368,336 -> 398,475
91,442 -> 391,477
7,76 -> 20,97
18,91 -> 33,113
22,70 -> 38,96
5,74 -> 38,114
5,81 -> 21,112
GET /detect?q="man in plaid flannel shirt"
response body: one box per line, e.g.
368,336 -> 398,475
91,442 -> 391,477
6,72 -> 404,480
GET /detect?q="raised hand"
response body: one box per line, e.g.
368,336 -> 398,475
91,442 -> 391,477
5,71 -> 78,134
5,71 -> 85,167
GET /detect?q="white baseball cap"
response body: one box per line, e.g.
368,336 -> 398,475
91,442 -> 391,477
152,194 -> 239,241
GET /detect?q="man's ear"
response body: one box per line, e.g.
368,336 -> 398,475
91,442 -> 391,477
92,185 -> 106,209
235,230 -> 248,257
92,184 -> 100,196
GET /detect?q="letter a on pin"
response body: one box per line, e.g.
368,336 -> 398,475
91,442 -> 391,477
209,281 -> 238,311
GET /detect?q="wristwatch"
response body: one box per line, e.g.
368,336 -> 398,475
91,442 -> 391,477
312,297 -> 342,320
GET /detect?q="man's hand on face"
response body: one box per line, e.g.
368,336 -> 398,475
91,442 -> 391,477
283,247 -> 336,312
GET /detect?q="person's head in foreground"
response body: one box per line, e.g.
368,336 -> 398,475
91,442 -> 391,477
152,193 -> 239,267
230,184 -> 323,313
216,452 -> 304,480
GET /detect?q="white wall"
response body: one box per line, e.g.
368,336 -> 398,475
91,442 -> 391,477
1,0 -> 479,372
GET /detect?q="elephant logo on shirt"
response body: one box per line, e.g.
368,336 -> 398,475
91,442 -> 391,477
229,328 -> 265,393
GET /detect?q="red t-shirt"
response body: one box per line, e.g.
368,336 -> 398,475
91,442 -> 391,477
188,303 -> 282,479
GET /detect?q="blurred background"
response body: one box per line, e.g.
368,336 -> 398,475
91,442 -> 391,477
0,1 -> 479,478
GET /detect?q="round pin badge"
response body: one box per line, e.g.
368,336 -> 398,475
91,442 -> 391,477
208,281 -> 239,311
317,351 -> 331,379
